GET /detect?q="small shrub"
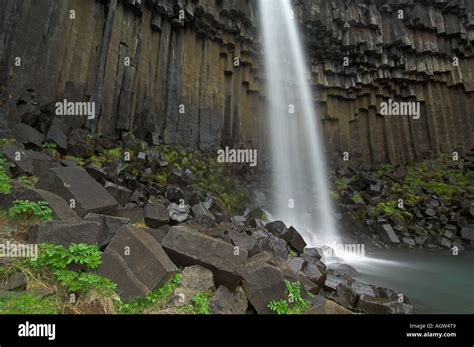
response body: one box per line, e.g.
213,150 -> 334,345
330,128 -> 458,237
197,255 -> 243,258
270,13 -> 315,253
30,243 -> 102,271
8,200 -> 54,222
268,280 -> 311,314
118,273 -> 182,314
18,175 -> 37,187
191,292 -> 210,315
28,243 -> 115,294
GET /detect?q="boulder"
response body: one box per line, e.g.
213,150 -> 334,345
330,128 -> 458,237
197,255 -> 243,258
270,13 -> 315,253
228,230 -> 257,254
145,225 -> 170,244
356,295 -> 414,314
335,283 -> 358,308
1,144 -> 57,177
440,237 -> 452,249
265,221 -> 292,242
97,225 -> 177,300
161,225 -> 247,289
302,248 -> 323,263
302,263 -> 326,287
45,126 -> 68,150
209,285 -> 247,314
308,298 -> 353,314
167,287 -> 197,308
287,257 -> 305,273
288,226 -> 307,253
241,252 -> 298,314
144,202 -> 170,228
12,124 -> 44,147
378,224 -> 400,244
351,280 -> 378,297
83,213 -> 130,246
28,221 -> 104,246
191,203 -> 216,227
0,272 -> 27,291
324,275 -> 348,292
257,234 -> 289,260
84,164 -> 107,182
36,166 -> 118,217
180,265 -> 215,292
168,202 -> 190,223
104,182 -> 132,205
105,205 -> 144,224
460,227 -> 474,241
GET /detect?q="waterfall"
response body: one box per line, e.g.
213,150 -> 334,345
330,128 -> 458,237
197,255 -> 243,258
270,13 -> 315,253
259,0 -> 338,247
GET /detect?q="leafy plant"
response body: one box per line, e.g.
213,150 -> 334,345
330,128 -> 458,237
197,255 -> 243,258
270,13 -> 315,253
30,243 -> 102,271
8,200 -> 54,222
53,269 -> 116,292
28,243 -> 115,294
267,280 -> 311,314
118,273 -> 182,314
191,292 -> 210,314
18,175 -> 36,187
42,142 -> 57,150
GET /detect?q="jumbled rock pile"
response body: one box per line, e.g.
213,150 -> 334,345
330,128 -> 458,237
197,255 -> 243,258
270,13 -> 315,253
0,122 -> 415,314
331,154 -> 474,253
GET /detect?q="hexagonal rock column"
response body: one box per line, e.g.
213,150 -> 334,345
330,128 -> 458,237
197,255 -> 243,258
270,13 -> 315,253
97,225 -> 177,300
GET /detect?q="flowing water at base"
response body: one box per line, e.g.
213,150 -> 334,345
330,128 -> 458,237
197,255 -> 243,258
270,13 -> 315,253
350,249 -> 474,313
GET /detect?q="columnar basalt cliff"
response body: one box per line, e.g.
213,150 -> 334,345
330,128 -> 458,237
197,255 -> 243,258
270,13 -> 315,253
1,0 -> 473,166
297,0 -> 474,167
1,0 -> 263,150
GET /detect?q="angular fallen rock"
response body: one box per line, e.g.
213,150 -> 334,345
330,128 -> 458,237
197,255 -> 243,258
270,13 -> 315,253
12,123 -> 44,147
168,202 -> 190,223
288,226 -> 307,253
144,202 -> 170,228
265,221 -> 292,242
0,272 -> 27,291
228,230 -> 257,253
209,285 -> 247,314
191,203 -> 216,227
36,166 -> 118,217
104,181 -> 132,205
241,252 -> 298,314
356,294 -> 414,314
180,265 -> 215,291
83,213 -> 130,246
257,234 -> 289,260
28,221 -> 104,246
460,226 -> 474,241
378,224 -> 400,244
1,144 -> 58,177
97,225 -> 177,300
161,225 -> 247,289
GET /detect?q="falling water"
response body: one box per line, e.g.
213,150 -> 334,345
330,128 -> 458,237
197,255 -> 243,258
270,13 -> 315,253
259,0 -> 337,247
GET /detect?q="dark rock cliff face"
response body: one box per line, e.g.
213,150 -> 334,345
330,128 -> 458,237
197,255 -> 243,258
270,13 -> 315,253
1,0 -> 473,166
297,0 -> 474,167
0,0 -> 263,151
